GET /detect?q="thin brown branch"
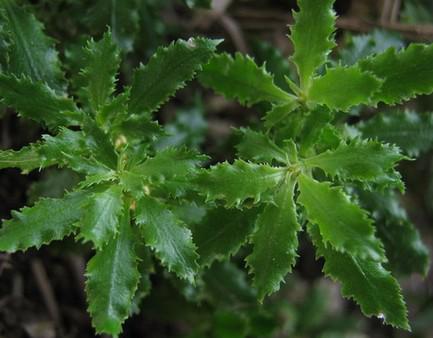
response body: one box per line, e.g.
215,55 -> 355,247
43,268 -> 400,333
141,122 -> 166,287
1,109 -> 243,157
390,0 -> 401,23
31,259 -> 62,326
380,0 -> 394,25
231,8 -> 433,42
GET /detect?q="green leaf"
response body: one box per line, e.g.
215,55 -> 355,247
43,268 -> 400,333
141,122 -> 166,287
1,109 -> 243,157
359,44 -> 433,104
303,139 -> 405,188
340,30 -> 403,66
41,128 -> 112,176
358,190 -> 430,277
309,65 -> 382,111
297,174 -> 385,261
263,101 -> 299,129
86,209 -> 140,335
299,105 -> 333,156
114,115 -> 164,144
0,0 -> 65,92
81,31 -> 120,112
192,207 -> 257,266
135,196 -> 199,282
129,38 -> 219,115
82,118 -> 118,170
196,160 -> 285,207
0,192 -> 85,252
308,223 -> 410,330
0,143 -> 56,173
246,176 -> 301,300
199,53 -> 295,106
235,128 -> 287,164
80,185 -> 124,248
203,261 -> 256,307
121,147 -> 206,196
0,74 -> 82,129
358,111 -> 433,156
290,0 -> 336,90
85,0 -> 140,52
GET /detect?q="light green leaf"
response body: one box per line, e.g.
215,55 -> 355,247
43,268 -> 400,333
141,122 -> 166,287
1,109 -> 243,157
0,143 -> 56,173
80,185 -> 124,248
199,53 -> 295,106
135,196 -> 199,282
309,223 -> 410,330
192,207 -> 257,266
235,128 -> 287,164
359,44 -> 433,104
0,192 -> 85,252
246,176 -> 301,300
86,209 -> 140,335
358,111 -> 433,156
129,38 -> 219,115
309,65 -> 382,111
0,74 -> 82,129
0,0 -> 65,92
303,139 -> 405,188
290,0 -> 336,90
196,160 -> 285,207
297,174 -> 385,261
81,31 -> 120,112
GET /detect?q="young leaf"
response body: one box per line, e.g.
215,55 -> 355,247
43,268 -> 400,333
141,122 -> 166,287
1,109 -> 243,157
358,111 -> 433,156
129,38 -> 219,115
192,208 -> 257,266
246,176 -> 301,301
41,128 -> 112,176
196,160 -> 285,207
299,106 -> 333,156
309,66 -> 382,111
235,128 -> 287,164
290,0 -> 336,90
199,53 -> 295,106
303,140 -> 405,188
297,174 -> 385,261
80,185 -> 124,248
81,31 -> 120,111
359,44 -> 433,105
85,209 -> 140,336
309,223 -> 410,330
0,0 -> 65,92
135,196 -> 199,282
0,192 -> 85,252
83,118 -> 118,170
121,148 -> 206,196
263,101 -> 299,129
0,75 -> 82,129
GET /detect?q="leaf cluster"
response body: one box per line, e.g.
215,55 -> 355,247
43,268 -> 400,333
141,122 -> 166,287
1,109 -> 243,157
0,0 -> 432,336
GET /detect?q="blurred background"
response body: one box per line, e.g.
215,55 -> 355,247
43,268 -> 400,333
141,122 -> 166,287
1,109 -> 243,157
0,0 -> 433,337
